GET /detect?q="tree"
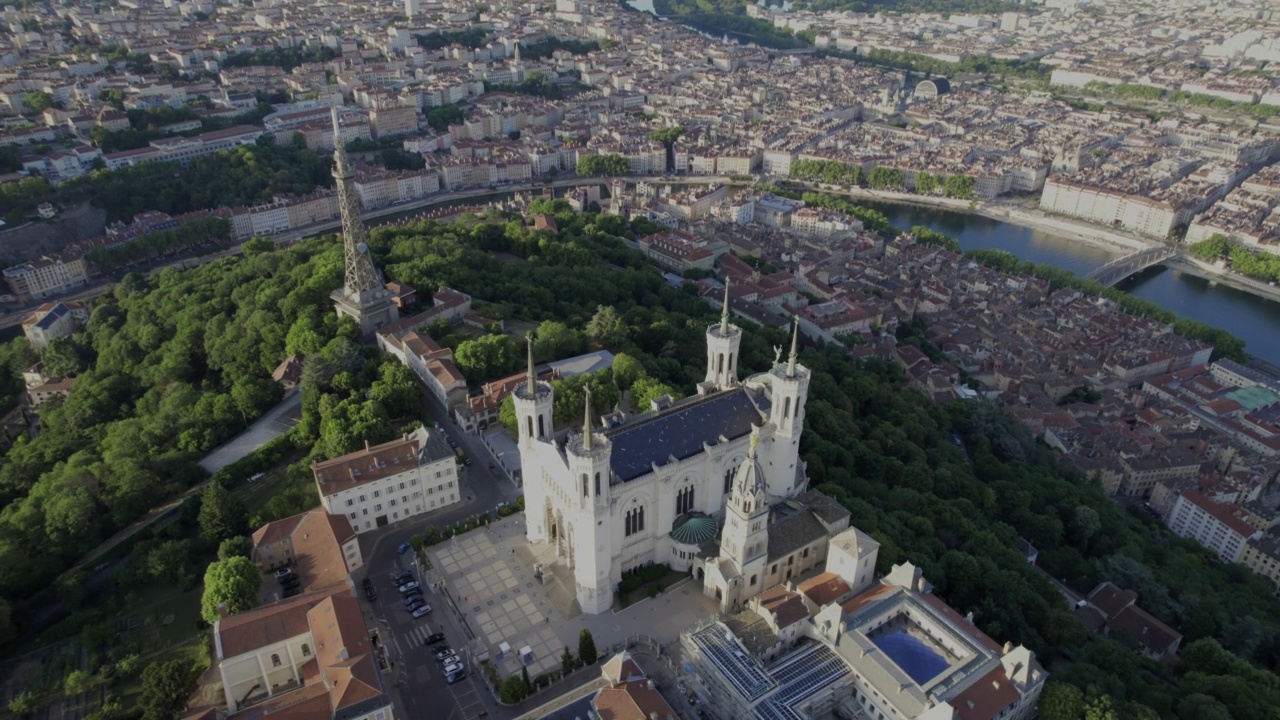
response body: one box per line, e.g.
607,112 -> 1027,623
586,305 -> 626,347
64,669 -> 102,696
23,91 -> 53,113
611,353 -> 646,392
521,664 -> 532,693
0,597 -> 11,647
138,659 -> 196,720
500,674 -> 528,703
455,334 -> 521,382
198,482 -> 248,545
200,556 -> 261,623
1038,681 -> 1085,720
146,539 -> 194,585
534,320 -> 585,362
218,536 -> 253,560
631,376 -> 676,412
576,153 -> 631,177
578,628 -> 598,665
242,237 -> 276,256
7,691 -> 37,718
561,646 -> 576,674
1084,695 -> 1118,720
498,395 -> 517,434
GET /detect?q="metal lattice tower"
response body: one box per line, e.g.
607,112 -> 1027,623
332,107 -> 384,296
329,108 -> 397,336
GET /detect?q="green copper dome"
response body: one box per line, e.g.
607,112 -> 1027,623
670,513 -> 717,546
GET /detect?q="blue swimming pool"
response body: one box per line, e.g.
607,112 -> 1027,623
872,629 -> 950,685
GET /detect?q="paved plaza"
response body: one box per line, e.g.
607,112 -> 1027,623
427,514 -> 718,681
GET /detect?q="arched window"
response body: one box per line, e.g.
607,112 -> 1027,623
526,416 -> 533,439
625,512 -> 632,536
725,468 -> 734,494
728,353 -> 734,372
537,415 -> 545,439
717,353 -> 724,374
582,473 -> 589,497
271,654 -> 282,667
301,644 -> 311,657
594,472 -> 601,496
638,506 -> 644,532
783,397 -> 791,420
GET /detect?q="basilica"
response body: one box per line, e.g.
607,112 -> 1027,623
516,286 -> 852,615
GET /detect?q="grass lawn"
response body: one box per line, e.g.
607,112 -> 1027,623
617,568 -> 689,609
233,461 -> 293,516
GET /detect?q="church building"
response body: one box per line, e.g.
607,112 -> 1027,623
516,284 -> 849,615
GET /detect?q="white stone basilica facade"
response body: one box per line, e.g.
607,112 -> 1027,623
516,288 -> 846,615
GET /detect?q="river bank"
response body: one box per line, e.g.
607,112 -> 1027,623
789,184 -> 1156,255
1164,256 -> 1280,304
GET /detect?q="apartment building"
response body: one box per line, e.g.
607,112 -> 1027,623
1166,489 -> 1260,562
1240,532 -> 1280,595
312,426 -> 459,534
3,255 -> 90,302
21,301 -> 88,351
369,105 -> 419,139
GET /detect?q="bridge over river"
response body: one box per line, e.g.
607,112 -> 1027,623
1084,245 -> 1180,287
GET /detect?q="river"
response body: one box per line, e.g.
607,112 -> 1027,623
860,200 -> 1280,365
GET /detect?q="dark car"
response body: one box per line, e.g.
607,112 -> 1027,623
424,632 -> 446,646
361,577 -> 373,589
406,598 -> 427,613
363,586 -> 377,602
397,542 -> 412,555
282,585 -> 302,598
281,576 -> 301,589
390,570 -> 412,583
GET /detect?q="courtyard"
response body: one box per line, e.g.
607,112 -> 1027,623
425,513 -> 718,682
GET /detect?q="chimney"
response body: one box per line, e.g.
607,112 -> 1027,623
217,602 -> 229,619
1002,641 -> 1013,655
364,439 -> 370,451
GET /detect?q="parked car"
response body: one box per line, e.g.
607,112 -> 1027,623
424,632 -> 446,646
443,660 -> 464,675
361,577 -> 373,589
391,571 -> 412,584
411,604 -> 433,619
463,457 -> 473,466
436,650 -> 458,663
397,542 -> 412,555
398,581 -> 420,594
432,421 -> 441,429
281,576 -> 301,590
248,472 -> 265,483
274,568 -> 294,581
434,647 -> 455,661
446,669 -> 467,684
282,586 -> 301,598
364,586 -> 377,602
405,597 -> 426,612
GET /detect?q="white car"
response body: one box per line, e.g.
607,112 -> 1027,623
443,660 -> 465,675
411,604 -> 433,619
398,581 -> 420,594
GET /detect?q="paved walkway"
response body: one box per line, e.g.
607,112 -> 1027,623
199,389 -> 301,473
426,515 -> 718,685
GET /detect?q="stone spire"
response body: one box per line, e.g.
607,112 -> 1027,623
583,386 -> 593,451
526,332 -> 536,394
719,277 -> 731,336
786,315 -> 800,379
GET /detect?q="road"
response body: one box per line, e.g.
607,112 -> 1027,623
356,384 -> 527,720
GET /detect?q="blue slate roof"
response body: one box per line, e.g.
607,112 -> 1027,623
34,303 -> 68,331
607,389 -> 762,483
